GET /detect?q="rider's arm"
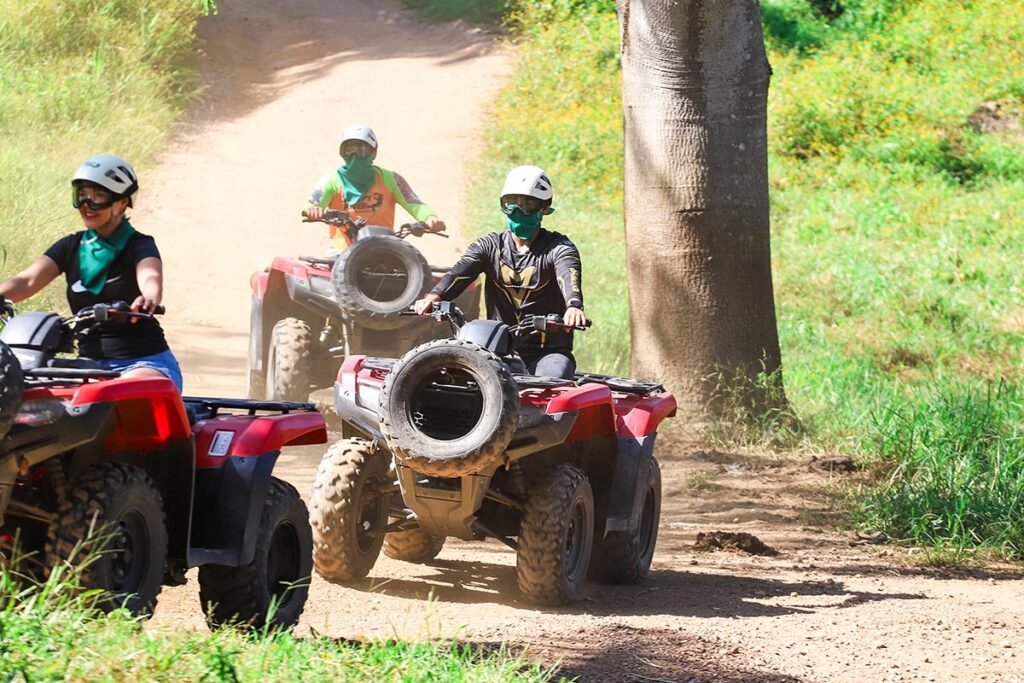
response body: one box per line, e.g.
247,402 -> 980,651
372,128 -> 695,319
307,173 -> 340,209
430,236 -> 489,301
381,170 -> 436,222
0,255 -> 60,303
553,240 -> 585,312
133,257 -> 163,313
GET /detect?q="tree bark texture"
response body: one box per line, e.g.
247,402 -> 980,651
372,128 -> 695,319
618,0 -> 785,418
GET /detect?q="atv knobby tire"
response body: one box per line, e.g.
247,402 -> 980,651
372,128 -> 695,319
383,526 -> 445,564
332,235 -> 430,330
309,438 -> 390,583
47,463 -> 168,615
266,318 -> 312,402
380,339 -> 519,478
0,341 -> 24,440
590,459 -> 661,584
198,478 -> 312,630
516,463 -> 594,606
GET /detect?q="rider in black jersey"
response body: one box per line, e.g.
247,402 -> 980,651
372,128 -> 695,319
415,166 -> 586,379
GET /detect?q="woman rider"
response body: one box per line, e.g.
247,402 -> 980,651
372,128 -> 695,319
0,154 -> 183,390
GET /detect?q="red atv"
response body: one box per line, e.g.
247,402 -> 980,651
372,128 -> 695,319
248,210 -> 480,408
0,301 -> 327,628
310,303 -> 676,606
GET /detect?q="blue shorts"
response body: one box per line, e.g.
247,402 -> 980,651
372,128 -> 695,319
97,349 -> 184,392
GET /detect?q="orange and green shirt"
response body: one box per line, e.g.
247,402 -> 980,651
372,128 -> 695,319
307,166 -> 436,250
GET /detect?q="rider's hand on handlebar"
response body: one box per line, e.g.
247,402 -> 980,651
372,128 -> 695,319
130,296 -> 159,323
303,206 -> 326,222
563,306 -> 588,328
426,216 -> 446,233
414,292 -> 442,316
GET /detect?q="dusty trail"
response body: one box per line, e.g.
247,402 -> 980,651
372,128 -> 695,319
143,2 -> 1023,681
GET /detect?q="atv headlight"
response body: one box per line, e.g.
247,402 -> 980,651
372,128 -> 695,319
13,398 -> 68,427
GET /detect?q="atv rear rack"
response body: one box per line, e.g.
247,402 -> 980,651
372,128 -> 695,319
183,397 -> 318,418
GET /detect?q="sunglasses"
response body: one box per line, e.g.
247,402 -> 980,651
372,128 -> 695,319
500,195 -> 545,216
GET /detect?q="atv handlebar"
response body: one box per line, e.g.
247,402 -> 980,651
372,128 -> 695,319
71,302 -> 165,334
404,302 -> 590,336
302,209 -> 446,241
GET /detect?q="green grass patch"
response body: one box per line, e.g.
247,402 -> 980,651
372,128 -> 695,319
0,560 -> 555,681
457,0 -> 1024,559
0,0 -> 207,312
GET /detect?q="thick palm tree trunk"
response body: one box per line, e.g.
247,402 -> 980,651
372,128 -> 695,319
618,0 -> 785,420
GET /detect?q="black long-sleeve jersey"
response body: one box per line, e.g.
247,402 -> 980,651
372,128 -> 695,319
431,228 -> 584,355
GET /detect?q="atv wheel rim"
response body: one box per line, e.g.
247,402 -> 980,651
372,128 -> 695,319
564,498 -> 587,581
267,520 -> 301,604
110,509 -> 150,593
356,479 -> 384,554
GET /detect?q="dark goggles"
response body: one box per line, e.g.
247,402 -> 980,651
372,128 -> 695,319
340,140 -> 375,159
72,185 -> 116,211
500,195 -> 546,216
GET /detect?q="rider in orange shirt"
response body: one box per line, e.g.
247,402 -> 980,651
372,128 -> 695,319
304,124 -> 446,252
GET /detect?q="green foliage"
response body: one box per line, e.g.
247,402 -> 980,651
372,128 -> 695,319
854,383 -> 1024,559
0,558 -> 555,681
0,0 -> 204,311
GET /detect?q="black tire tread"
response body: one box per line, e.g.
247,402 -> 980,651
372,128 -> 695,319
309,438 -> 389,583
46,463 -> 168,615
198,477 -> 312,629
379,339 -> 519,478
516,464 -> 594,606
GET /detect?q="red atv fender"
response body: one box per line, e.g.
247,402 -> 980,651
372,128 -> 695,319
187,403 -> 326,567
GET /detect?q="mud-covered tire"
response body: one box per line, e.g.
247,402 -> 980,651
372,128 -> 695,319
198,478 -> 312,630
590,459 -> 661,584
309,438 -> 390,583
266,318 -> 312,402
383,526 -> 445,564
47,463 -> 168,615
516,463 -> 594,606
332,236 -> 430,330
0,341 -> 24,439
380,339 -> 519,478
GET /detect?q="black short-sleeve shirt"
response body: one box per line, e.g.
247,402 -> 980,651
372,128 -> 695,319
44,230 -> 169,360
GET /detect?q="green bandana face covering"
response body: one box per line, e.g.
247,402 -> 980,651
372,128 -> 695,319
338,156 -> 377,205
79,219 -> 136,295
506,208 -> 543,241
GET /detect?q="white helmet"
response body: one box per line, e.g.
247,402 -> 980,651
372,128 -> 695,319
500,165 -> 553,203
340,124 -> 378,151
72,154 -> 138,198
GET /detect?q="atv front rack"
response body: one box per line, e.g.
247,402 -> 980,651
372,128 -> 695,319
183,397 -> 319,418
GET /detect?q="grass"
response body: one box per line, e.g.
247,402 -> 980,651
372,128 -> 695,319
408,0 -> 1024,561
399,0 -> 509,25
0,558 -> 555,682
0,0 -> 207,313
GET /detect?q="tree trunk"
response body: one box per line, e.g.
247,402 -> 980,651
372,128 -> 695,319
618,0 -> 785,421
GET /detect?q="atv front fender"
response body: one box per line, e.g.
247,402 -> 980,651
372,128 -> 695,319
601,433 -> 660,538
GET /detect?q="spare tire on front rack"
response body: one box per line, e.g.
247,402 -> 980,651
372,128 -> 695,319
331,235 -> 430,330
0,341 -> 24,440
379,339 -> 519,478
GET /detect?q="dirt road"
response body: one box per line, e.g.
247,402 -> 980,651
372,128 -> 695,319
145,1 -> 1023,680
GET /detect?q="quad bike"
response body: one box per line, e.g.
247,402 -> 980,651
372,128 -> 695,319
310,302 -> 677,606
248,209 -> 481,408
0,300 -> 327,628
